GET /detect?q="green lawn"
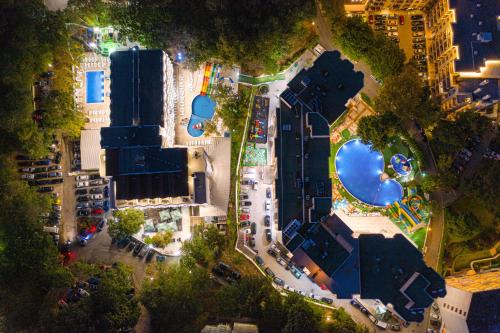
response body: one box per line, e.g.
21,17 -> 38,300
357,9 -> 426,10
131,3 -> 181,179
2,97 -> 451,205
409,227 -> 426,250
239,72 -> 286,85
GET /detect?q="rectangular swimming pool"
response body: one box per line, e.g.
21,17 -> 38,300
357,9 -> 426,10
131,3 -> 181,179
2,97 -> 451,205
86,71 -> 104,103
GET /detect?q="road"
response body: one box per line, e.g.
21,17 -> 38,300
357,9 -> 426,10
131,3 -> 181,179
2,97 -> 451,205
61,138 -> 77,243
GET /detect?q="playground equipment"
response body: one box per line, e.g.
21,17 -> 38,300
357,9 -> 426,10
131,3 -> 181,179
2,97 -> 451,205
390,154 -> 412,176
390,200 -> 421,228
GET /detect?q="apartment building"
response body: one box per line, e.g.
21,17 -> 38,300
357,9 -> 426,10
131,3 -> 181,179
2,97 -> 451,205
427,0 -> 500,114
365,0 -> 433,11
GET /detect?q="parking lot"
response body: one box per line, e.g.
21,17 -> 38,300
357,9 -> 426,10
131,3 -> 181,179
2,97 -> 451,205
368,12 -> 428,79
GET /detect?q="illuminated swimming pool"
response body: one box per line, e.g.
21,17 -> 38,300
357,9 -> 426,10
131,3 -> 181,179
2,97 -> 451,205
335,139 -> 403,207
187,95 -> 216,137
86,71 -> 104,104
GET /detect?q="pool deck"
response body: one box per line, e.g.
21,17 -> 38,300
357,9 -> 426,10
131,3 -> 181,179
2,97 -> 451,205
75,52 -> 111,130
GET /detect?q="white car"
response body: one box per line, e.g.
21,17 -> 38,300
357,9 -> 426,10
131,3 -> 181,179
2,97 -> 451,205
265,200 -> 271,212
21,167 -> 35,172
75,181 -> 89,188
91,194 -> 103,200
21,174 -> 35,180
76,175 -> 89,181
241,208 -> 250,213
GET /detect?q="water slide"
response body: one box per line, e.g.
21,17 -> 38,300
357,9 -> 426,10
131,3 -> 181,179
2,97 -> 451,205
200,63 -> 213,96
394,200 -> 420,227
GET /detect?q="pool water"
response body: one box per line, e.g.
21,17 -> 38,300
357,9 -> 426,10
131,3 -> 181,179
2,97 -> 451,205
187,94 -> 216,137
335,139 -> 403,207
86,71 -> 104,104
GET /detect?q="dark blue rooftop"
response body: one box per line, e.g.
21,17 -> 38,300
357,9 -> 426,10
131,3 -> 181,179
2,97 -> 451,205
450,0 -> 500,72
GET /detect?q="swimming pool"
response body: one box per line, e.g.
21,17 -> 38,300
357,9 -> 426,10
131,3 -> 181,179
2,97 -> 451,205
187,94 -> 216,137
86,71 -> 104,104
390,153 -> 412,176
335,139 -> 403,207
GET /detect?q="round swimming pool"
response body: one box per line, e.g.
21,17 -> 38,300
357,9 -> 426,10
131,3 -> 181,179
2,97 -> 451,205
188,95 -> 216,137
335,139 -> 403,207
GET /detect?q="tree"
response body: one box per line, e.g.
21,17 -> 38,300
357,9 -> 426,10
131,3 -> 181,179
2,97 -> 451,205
374,65 -> 439,127
144,230 -> 173,248
108,209 -> 144,239
53,262 -> 140,332
182,224 -> 225,265
357,113 -> 402,151
323,307 -> 369,333
141,264 -> 210,333
282,294 -> 321,333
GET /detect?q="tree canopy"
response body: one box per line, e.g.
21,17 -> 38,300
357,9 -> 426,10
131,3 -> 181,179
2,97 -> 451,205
52,262 -> 140,332
141,264 -> 210,333
107,0 -> 316,73
357,112 -> 402,151
108,209 -> 145,239
374,65 -> 439,127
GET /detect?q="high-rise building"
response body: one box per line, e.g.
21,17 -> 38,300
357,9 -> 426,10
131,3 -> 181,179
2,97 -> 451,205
343,0 -> 433,13
427,0 -> 500,114
437,270 -> 500,333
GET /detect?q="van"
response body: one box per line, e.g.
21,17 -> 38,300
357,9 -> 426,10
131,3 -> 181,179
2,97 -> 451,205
43,226 -> 59,234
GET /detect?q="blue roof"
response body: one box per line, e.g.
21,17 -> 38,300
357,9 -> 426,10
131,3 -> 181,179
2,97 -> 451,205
450,0 -> 500,72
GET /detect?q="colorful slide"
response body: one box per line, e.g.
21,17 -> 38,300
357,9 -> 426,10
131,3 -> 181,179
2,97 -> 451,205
393,200 -> 420,228
200,63 -> 213,96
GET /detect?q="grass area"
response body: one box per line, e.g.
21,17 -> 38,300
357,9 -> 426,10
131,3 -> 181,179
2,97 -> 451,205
239,72 -> 286,85
453,245 -> 499,272
409,227 -> 426,250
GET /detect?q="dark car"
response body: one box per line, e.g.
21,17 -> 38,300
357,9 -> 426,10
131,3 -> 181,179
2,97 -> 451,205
411,14 -> 423,20
350,299 -> 361,308
412,26 -> 424,31
242,201 -> 252,206
35,172 -> 48,179
36,186 -> 54,193
218,261 -> 231,272
250,222 -> 256,235
240,194 -> 249,200
103,186 -> 109,198
267,248 -> 278,257
133,242 -> 144,256
16,155 -> 32,160
89,174 -> 101,180
230,270 -> 241,280
255,256 -> 264,266
265,229 -> 272,242
273,277 -> 284,286
54,152 -> 62,164
266,187 -> 271,198
35,159 -> 51,166
264,215 -> 270,227
36,179 -> 51,185
321,297 -> 334,304
241,179 -> 255,185
90,187 -> 103,194
18,161 -> 35,167
77,209 -> 90,217
34,167 -> 48,172
240,221 -> 251,228
127,240 -> 137,251
49,178 -> 63,184
97,218 -> 106,231
75,189 -> 88,195
103,200 -> 110,211
76,202 -> 90,209
264,267 -> 275,278
146,250 -> 155,262
77,195 -> 91,202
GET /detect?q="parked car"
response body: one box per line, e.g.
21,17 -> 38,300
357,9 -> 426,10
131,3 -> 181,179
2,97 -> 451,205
49,165 -> 62,170
241,179 -> 255,185
34,167 -> 48,172
90,187 -> 103,194
89,174 -> 101,180
76,202 -> 90,209
21,174 -> 35,180
92,200 -> 104,207
266,187 -> 271,198
242,201 -> 252,206
240,213 -> 250,221
321,297 -> 333,304
16,155 -> 32,161
399,15 -> 404,25
250,222 -> 257,235
103,186 -> 109,197
77,209 -> 90,217
240,194 -> 249,200
264,267 -> 275,278
35,159 -> 51,166
49,178 -> 63,184
75,189 -> 88,195
37,186 -> 54,193
241,208 -> 250,213
75,181 -> 89,188
92,208 -> 104,215
146,250 -> 155,262
20,167 -> 35,172
255,256 -> 264,266
411,14 -> 423,20
49,172 -> 62,178
240,221 -> 251,228
127,240 -> 138,251
89,179 -> 103,186
103,200 -> 110,211
264,215 -> 271,227
273,277 -> 284,286
265,229 -> 272,242
77,195 -> 91,202
265,200 -> 271,211
35,172 -> 48,179
138,245 -> 151,258
133,243 -> 144,256
91,194 -> 103,200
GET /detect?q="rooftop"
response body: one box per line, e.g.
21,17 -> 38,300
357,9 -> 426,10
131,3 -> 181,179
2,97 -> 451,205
109,49 -> 165,126
450,0 -> 500,72
101,125 -> 163,149
467,289 -> 500,333
358,234 -> 446,322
